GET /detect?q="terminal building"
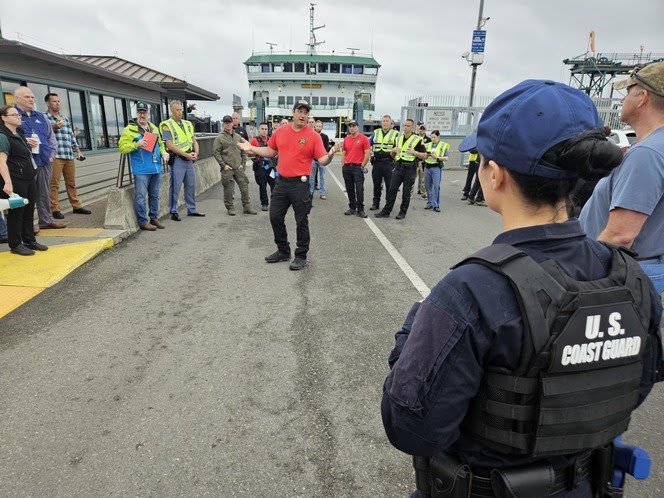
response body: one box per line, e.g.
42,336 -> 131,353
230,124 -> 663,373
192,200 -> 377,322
0,36 -> 219,205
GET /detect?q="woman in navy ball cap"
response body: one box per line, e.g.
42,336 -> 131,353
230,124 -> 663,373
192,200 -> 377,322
381,80 -> 663,498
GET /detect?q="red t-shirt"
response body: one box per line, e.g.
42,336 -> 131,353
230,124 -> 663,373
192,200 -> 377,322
250,136 -> 269,147
267,125 -> 326,177
343,133 -> 370,164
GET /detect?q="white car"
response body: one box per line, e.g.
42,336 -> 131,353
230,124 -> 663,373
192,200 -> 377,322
608,129 -> 637,153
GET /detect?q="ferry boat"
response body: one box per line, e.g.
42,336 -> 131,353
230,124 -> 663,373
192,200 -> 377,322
244,3 -> 380,137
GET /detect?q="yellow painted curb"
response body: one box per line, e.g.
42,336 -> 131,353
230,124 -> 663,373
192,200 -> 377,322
0,238 -> 114,288
37,228 -> 105,238
0,286 -> 44,319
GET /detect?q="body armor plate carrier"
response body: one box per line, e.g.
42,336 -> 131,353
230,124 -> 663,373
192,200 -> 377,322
453,243 -> 652,457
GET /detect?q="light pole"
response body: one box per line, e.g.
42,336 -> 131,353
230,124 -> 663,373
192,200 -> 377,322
463,1 -> 490,125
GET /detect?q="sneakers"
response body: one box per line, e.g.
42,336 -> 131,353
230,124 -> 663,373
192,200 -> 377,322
434,207 -> 441,212
265,251 -> 291,263
261,205 -> 269,211
150,218 -> 165,229
474,200 -> 486,207
52,210 -> 64,219
369,204 -> 379,211
243,207 -> 258,215
25,241 -> 48,251
227,208 -> 236,216
461,195 -> 469,201
344,209 -> 356,216
289,256 -> 307,271
395,212 -> 406,220
10,244 -> 35,256
374,211 -> 389,218
357,210 -> 368,218
320,195 -> 327,200
171,213 -> 181,221
424,205 -> 433,210
467,199 -> 475,205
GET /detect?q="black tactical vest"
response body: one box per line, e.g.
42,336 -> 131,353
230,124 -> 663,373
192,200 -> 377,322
454,243 -> 652,457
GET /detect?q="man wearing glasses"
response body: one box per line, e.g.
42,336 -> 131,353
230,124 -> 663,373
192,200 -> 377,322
580,62 -> 664,294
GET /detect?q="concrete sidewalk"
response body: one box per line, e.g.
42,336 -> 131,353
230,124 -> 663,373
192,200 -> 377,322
0,196 -> 128,318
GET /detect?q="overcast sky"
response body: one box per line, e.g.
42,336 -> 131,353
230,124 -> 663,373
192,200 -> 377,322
2,0 -> 663,119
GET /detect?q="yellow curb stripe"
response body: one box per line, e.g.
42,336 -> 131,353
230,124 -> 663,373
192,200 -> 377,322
37,228 -> 105,237
0,238 -> 114,288
0,286 -> 44,319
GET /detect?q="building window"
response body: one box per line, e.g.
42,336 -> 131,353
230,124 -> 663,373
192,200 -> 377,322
286,96 -> 294,105
68,90 -> 89,150
247,65 -> 260,73
311,96 -> 319,105
342,64 -> 352,74
273,65 -> 283,73
1,79 -> 19,105
320,96 -> 327,105
90,94 -> 107,149
330,63 -> 340,73
261,64 -> 271,73
278,96 -> 286,106
116,98 -> 127,128
103,96 -> 121,148
328,97 -> 336,106
294,63 -> 305,72
318,63 -> 328,73
353,65 -> 364,74
365,66 -> 378,75
283,63 -> 293,72
295,96 -> 302,103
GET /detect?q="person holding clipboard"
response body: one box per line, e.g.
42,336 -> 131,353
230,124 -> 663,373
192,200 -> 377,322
118,102 -> 168,231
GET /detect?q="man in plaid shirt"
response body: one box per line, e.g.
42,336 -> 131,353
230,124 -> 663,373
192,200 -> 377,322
45,93 -> 91,218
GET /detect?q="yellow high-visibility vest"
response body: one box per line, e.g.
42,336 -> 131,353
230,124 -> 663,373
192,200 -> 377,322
469,152 -> 478,162
424,141 -> 450,165
372,128 -> 400,152
160,118 -> 195,152
396,133 -> 423,162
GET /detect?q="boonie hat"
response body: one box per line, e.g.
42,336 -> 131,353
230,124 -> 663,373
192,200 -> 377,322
136,101 -> 149,111
222,115 -> 233,123
458,80 -> 603,179
613,62 -> 664,97
293,99 -> 311,111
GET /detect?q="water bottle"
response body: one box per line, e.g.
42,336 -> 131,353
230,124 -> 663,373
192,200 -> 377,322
0,193 -> 29,211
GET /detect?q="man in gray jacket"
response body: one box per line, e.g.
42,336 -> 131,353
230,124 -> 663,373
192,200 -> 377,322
213,115 -> 256,216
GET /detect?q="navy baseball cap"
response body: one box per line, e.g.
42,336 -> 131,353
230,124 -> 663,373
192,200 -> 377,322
458,80 -> 603,179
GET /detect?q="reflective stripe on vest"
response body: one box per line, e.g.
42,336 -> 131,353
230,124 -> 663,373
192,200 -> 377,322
396,134 -> 423,162
372,128 -> 399,152
424,141 -> 449,165
469,152 -> 478,162
161,119 -> 194,152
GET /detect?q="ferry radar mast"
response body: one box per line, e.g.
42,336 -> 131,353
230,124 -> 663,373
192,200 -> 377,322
307,3 -> 326,55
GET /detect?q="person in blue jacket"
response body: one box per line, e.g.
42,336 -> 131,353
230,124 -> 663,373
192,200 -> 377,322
381,80 -> 663,498
118,102 -> 168,231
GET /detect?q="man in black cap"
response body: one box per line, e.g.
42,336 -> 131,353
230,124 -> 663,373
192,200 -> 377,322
341,120 -> 371,218
238,100 -> 338,270
213,115 -> 256,216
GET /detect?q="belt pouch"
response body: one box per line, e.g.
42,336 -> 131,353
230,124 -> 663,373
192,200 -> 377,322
429,453 -> 472,498
490,464 -> 554,498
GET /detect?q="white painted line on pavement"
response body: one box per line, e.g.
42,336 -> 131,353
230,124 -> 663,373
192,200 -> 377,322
327,166 -> 431,298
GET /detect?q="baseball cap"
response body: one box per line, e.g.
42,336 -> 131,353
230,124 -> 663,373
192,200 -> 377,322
136,101 -> 149,112
293,99 -> 311,111
348,120 -> 359,126
458,80 -> 603,179
222,115 -> 233,123
613,62 -> 664,97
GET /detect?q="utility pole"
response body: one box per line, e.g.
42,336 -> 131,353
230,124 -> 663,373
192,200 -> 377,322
462,1 -> 489,126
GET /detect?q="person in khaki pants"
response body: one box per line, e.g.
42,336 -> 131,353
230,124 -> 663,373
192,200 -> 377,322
45,93 -> 90,218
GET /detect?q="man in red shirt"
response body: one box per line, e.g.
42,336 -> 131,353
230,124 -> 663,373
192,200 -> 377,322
341,121 -> 371,218
238,100 -> 338,270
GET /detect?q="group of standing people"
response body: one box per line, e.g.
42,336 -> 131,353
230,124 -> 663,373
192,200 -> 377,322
0,86 -> 91,255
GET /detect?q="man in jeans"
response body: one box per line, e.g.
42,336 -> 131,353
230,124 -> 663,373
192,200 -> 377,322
310,120 -> 331,200
580,62 -> 664,294
118,102 -> 168,231
341,121 -> 371,218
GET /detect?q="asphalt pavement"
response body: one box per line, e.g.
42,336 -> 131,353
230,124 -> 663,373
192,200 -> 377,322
1,161 -> 662,497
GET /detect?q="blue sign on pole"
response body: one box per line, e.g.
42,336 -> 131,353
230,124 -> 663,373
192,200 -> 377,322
471,29 -> 486,53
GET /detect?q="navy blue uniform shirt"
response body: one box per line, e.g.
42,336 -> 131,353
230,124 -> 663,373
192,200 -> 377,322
381,219 -> 662,470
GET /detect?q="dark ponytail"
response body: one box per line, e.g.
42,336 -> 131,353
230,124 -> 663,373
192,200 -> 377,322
508,128 -> 623,208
